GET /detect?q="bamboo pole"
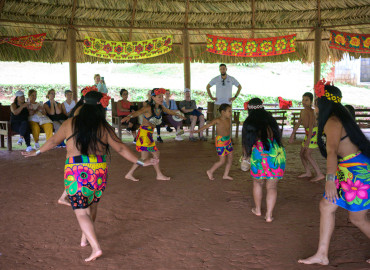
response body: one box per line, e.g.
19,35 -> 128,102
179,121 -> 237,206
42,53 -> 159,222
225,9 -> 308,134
314,0 -> 322,87
129,0 -> 138,41
251,0 -> 255,38
67,26 -> 78,101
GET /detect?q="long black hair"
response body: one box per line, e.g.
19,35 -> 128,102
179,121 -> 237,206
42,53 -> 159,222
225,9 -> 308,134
242,98 -> 282,156
148,88 -> 163,116
71,91 -> 118,155
317,85 -> 370,158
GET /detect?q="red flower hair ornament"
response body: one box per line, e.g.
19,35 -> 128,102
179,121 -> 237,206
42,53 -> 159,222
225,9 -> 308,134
314,78 -> 331,98
152,88 -> 166,96
82,86 -> 111,108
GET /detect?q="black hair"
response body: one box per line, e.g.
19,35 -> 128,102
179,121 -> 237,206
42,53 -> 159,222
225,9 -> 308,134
219,103 -> 231,113
13,97 -> 19,107
120,88 -> 128,96
65,90 -> 72,95
70,91 -> 120,156
242,98 -> 282,156
317,85 -> 370,158
219,63 -> 226,68
303,92 -> 313,102
149,88 -> 163,115
344,104 -> 356,119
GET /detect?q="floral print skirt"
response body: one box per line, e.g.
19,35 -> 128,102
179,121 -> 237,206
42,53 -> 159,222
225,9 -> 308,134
326,152 -> 370,212
250,139 -> 286,180
136,126 -> 158,152
64,155 -> 107,210
215,135 -> 233,156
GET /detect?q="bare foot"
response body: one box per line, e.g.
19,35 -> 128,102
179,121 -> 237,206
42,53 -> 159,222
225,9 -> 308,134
298,173 -> 312,178
223,175 -> 233,180
251,208 -> 261,216
57,196 -> 70,206
367,258 -> 370,264
298,254 -> 329,265
81,234 -> 89,247
157,175 -> 171,181
207,170 -> 215,180
265,216 -> 274,222
125,173 -> 139,181
85,249 -> 102,262
310,174 -> 325,182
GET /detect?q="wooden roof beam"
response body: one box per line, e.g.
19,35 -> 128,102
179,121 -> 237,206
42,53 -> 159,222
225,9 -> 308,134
129,0 -> 137,41
69,0 -> 77,25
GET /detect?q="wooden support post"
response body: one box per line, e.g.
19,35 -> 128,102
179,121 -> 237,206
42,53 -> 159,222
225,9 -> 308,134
67,26 -> 77,101
251,0 -> 255,38
183,29 -> 191,90
314,26 -> 322,86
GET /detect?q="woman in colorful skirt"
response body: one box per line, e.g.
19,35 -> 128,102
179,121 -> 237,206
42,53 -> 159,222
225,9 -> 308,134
299,81 -> 370,266
122,88 -> 186,181
242,98 -> 286,222
23,88 -> 157,262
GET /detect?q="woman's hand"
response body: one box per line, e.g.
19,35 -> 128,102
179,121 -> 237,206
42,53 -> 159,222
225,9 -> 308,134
121,116 -> 130,123
21,150 -> 37,158
144,157 -> 159,166
325,180 -> 339,203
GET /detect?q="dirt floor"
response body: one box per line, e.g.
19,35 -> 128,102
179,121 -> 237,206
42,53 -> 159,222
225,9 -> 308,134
0,131 -> 369,270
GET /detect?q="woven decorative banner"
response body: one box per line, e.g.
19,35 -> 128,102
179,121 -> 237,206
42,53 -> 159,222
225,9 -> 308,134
206,34 -> 296,57
83,35 -> 173,60
0,33 -> 46,50
329,30 -> 370,54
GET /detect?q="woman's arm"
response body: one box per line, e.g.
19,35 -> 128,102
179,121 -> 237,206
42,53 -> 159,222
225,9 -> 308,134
22,119 -> 69,157
10,103 -> 28,115
162,106 -> 186,119
55,102 -> 62,114
44,102 -> 54,115
323,117 -> 342,202
106,128 -> 156,166
61,103 -> 68,116
121,106 -> 150,123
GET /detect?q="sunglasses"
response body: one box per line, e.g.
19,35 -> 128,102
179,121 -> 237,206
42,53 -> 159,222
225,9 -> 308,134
222,79 -> 225,86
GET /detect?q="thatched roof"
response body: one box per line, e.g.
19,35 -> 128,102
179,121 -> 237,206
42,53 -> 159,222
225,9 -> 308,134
0,0 -> 369,63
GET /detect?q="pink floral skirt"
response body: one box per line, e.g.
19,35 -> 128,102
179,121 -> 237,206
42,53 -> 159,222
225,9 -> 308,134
64,155 -> 107,210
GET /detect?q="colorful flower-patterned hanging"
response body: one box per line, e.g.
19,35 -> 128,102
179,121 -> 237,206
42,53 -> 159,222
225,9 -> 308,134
206,34 -> 296,57
329,30 -> 370,54
0,33 -> 46,50
83,35 -> 173,60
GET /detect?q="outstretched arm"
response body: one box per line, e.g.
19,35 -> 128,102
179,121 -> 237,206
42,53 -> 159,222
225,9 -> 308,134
107,128 -> 156,167
162,107 -> 186,119
22,119 -> 69,157
121,106 -> 149,123
194,118 -> 218,133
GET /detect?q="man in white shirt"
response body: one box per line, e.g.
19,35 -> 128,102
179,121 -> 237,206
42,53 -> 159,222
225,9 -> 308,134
206,64 -> 242,118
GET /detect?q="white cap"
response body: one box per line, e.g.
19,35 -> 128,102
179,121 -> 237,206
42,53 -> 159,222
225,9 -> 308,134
184,88 -> 190,93
15,90 -> 24,97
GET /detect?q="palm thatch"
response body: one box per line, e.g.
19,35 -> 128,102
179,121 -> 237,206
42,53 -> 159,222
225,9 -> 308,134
0,0 -> 369,63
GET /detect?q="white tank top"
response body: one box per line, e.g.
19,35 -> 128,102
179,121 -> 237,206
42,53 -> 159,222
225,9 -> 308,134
63,100 -> 76,114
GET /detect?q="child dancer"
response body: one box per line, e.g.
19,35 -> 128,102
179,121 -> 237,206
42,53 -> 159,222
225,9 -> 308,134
122,88 -> 186,181
242,98 -> 286,222
194,103 -> 233,180
23,88 -> 157,262
289,92 -> 324,182
299,80 -> 370,265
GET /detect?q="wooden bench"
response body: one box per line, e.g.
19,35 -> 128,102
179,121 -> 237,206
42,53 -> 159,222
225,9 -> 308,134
0,104 -> 17,150
111,99 -> 209,140
290,110 -> 306,138
355,108 -> 370,128
266,109 -> 287,135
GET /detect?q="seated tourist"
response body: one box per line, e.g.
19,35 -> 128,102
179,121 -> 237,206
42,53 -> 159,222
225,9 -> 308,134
117,88 -> 139,142
94,74 -> 108,94
144,89 -> 163,143
10,90 -> 32,152
179,88 -> 206,141
163,89 -> 184,141
44,89 -> 66,147
61,90 -> 76,117
27,89 -> 53,149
